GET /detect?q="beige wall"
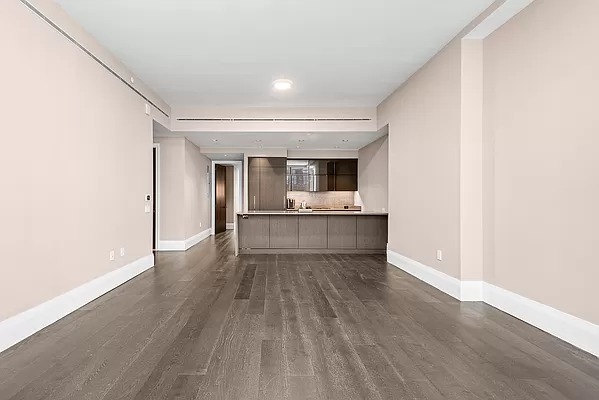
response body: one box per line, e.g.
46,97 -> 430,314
153,137 -> 185,240
378,0 -> 599,325
154,137 -> 211,241
483,0 -> 599,324
226,166 -> 234,223
378,39 -> 463,279
184,139 -> 211,237
0,1 -> 155,320
358,135 -> 388,212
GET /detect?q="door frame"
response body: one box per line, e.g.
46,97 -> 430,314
211,160 -> 243,236
152,143 -> 161,250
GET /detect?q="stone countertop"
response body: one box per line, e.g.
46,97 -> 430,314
237,211 -> 388,216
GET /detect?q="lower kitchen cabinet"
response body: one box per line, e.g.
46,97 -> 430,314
357,215 -> 388,249
237,213 -> 387,253
327,216 -> 357,249
299,215 -> 328,248
238,215 -> 270,249
269,215 -> 299,248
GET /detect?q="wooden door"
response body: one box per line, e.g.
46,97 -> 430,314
215,164 -> 227,234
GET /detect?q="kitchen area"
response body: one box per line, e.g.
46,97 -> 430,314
236,157 -> 388,254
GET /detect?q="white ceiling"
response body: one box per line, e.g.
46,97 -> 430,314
56,0 -> 493,108
153,121 -> 386,151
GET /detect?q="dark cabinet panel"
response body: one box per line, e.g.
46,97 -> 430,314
335,159 -> 358,175
238,215 -> 270,248
270,216 -> 299,248
334,174 -> 358,191
248,157 -> 286,210
298,216 -> 328,248
327,216 -> 357,249
357,216 -> 388,249
260,165 -> 286,210
262,157 -> 287,169
248,159 -> 260,211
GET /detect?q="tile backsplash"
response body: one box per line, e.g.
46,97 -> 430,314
287,191 -> 355,208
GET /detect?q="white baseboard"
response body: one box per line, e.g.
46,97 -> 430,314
0,254 -> 154,353
483,283 -> 599,357
387,250 -> 599,357
158,228 -> 212,252
226,223 -> 234,230
185,228 -> 212,249
387,250 -> 482,301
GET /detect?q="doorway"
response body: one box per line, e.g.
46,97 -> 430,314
211,160 -> 243,236
215,164 -> 227,234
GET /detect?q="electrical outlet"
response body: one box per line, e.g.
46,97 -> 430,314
436,250 -> 443,261
109,250 -> 115,261
120,248 -> 125,257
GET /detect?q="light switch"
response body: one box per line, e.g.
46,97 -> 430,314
145,204 -> 151,213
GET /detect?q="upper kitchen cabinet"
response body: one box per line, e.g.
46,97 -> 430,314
331,159 -> 358,191
287,159 -> 358,191
248,157 -> 287,210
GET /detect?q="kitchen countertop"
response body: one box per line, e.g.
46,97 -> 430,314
237,211 -> 388,216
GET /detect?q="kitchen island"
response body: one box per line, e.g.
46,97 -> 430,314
235,211 -> 388,255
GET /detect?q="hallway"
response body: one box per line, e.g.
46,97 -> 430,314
1,232 -> 598,399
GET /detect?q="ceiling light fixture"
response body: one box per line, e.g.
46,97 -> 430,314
212,139 -> 219,142
342,139 -> 349,142
273,79 -> 293,91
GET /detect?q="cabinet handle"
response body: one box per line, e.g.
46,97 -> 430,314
253,196 -> 256,210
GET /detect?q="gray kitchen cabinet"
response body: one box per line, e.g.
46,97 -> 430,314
270,216 -> 299,248
298,216 -> 328,248
357,216 -> 388,249
238,215 -> 270,248
248,157 -> 287,210
327,216 -> 357,248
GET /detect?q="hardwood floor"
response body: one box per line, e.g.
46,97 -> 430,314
1,231 -> 598,399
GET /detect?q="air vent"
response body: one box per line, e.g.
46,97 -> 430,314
177,117 -> 372,122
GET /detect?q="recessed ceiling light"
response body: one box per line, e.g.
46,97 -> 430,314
296,145 -> 300,148
273,79 -> 293,91
224,154 -> 228,157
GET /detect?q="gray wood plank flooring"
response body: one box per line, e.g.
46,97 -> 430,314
1,231 -> 598,399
